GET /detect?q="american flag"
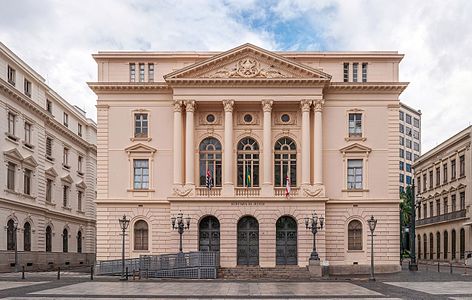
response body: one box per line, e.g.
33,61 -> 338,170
206,169 -> 213,190
285,175 -> 291,198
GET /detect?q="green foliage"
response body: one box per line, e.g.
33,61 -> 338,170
400,185 -> 413,227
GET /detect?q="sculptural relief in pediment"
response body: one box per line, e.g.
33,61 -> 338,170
204,57 -> 292,79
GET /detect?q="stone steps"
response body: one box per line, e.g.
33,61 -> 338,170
218,266 -> 313,280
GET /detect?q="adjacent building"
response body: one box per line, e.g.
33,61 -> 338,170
414,126 -> 471,263
0,42 -> 97,271
399,102 -> 421,193
89,43 -> 407,275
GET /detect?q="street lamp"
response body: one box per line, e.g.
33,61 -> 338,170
13,220 -> 18,272
171,211 -> 191,252
118,215 -> 130,281
367,215 -> 378,281
409,179 -> 419,271
305,210 -> 325,261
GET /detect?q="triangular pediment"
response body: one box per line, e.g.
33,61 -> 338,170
165,43 -> 332,83
45,167 -> 58,178
61,174 -> 74,184
23,155 -> 38,168
76,180 -> 87,190
125,143 -> 157,154
339,143 -> 372,154
4,148 -> 24,162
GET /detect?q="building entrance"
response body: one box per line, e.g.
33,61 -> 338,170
237,216 -> 259,265
276,216 -> 298,265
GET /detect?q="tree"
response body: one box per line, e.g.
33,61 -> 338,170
400,186 -> 413,227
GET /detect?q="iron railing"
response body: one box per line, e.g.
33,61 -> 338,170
416,209 -> 466,226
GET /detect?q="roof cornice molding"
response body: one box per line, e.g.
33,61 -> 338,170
327,82 -> 409,94
87,82 -> 171,93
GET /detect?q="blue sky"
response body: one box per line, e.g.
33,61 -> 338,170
1,0 -> 471,152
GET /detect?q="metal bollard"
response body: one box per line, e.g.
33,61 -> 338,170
139,268 -> 141,280
57,267 -> 61,280
450,263 -> 453,274
126,266 -> 128,280
21,266 -> 25,280
438,261 -> 440,272
90,265 -> 94,281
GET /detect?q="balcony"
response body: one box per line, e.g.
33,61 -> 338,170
195,187 -> 221,197
416,209 -> 467,227
274,187 -> 299,197
234,188 -> 260,197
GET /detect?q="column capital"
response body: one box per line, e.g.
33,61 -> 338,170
184,100 -> 196,112
261,99 -> 274,112
300,99 -> 313,112
173,101 -> 183,112
222,99 -> 234,112
313,99 -> 325,112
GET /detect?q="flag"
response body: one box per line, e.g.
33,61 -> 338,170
246,168 -> 251,187
206,169 -> 213,190
285,175 -> 291,198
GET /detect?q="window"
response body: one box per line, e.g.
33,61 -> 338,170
63,229 -> 68,253
237,137 -> 260,187
418,235 -> 422,259
406,114 -> 412,124
418,203 -> 421,219
452,229 -> 457,259
406,176 -> 412,185
399,174 -> 404,183
436,232 -> 440,259
399,149 -> 404,158
423,233 -> 427,259
405,127 -> 412,136
148,63 -> 154,82
399,111 -> 404,121
133,159 -> 149,189
429,233 -> 433,260
413,117 -> 420,128
429,170 -> 433,189
413,130 -> 420,140
8,112 -> 16,137
406,163 -> 412,173
78,156 -> 83,174
400,136 -> 404,146
63,148 -> 69,167
444,231 -> 448,259
361,63 -> 368,82
77,231 -> 82,253
46,99 -> 52,114
63,185 -> 69,208
23,169 -> 32,195
436,199 -> 440,216
343,63 -> 349,82
436,167 -> 440,186
423,174 -> 427,192
459,155 -> 465,177
23,222 -> 31,251
460,228 -> 465,259
444,197 -> 448,214
413,142 -> 420,152
63,113 -> 68,127
46,179 -> 53,203
348,220 -> 362,250
452,194 -> 457,212
414,154 -> 419,161
7,162 -> 16,190
7,65 -> 16,85
46,137 -> 53,159
7,219 -> 15,251
129,63 -> 136,82
399,123 -> 404,133
139,63 -> 145,82
406,139 -> 412,149
417,177 -> 421,193
134,113 -> 148,138
406,151 -> 412,161
24,122 -> 32,146
400,186 -> 404,193
399,161 -> 404,170
46,226 -> 52,252
348,113 -> 362,137
78,124 -> 82,137
460,192 -> 465,210
198,138 -> 222,187
78,190 -> 83,211
347,159 -> 363,189
352,63 -> 358,82
429,202 -> 433,218
134,220 -> 149,250
451,159 -> 456,180
274,137 -> 297,187
24,79 -> 32,97
443,163 -> 448,184
423,203 -> 427,219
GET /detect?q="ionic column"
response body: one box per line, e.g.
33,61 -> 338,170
173,101 -> 183,185
223,100 -> 234,189
300,100 -> 312,186
262,100 -> 273,190
185,100 -> 196,186
313,99 -> 325,184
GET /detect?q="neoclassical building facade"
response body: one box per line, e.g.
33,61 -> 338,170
89,44 -> 407,274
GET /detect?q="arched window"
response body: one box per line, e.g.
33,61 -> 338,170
348,220 -> 363,250
452,229 -> 457,259
237,137 -> 259,187
199,138 -> 222,187
274,137 -> 297,187
199,216 -> 220,252
436,232 -> 440,259
24,222 -> 31,251
77,231 -> 82,253
460,228 -> 465,259
417,235 -> 421,259
46,226 -> 52,252
63,229 -> 68,253
7,219 -> 15,251
444,231 -> 448,259
429,233 -> 433,259
134,220 -> 148,251
423,233 -> 427,260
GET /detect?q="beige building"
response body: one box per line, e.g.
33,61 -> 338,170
89,43 -> 407,274
414,126 -> 471,263
0,42 -> 97,271
399,102 -> 421,193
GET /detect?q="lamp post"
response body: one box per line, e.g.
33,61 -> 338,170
118,215 -> 130,281
13,220 -> 18,273
367,215 -> 378,281
171,211 -> 191,252
409,180 -> 419,271
305,210 -> 325,261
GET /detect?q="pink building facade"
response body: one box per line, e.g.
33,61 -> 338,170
89,44 -> 407,275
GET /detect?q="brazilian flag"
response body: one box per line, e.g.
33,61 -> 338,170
246,168 -> 251,187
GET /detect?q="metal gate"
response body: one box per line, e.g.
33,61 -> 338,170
276,216 -> 297,265
199,216 -> 220,252
237,216 -> 259,266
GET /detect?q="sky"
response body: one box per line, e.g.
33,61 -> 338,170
1,0 -> 471,152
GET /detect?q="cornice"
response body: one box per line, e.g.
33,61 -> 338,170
88,82 -> 171,93
327,82 -> 409,94
165,78 -> 330,88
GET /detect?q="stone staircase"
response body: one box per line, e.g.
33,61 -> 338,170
218,266 -> 313,280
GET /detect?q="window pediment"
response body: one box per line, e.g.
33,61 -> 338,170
23,155 -> 38,168
45,167 -> 58,178
61,174 -> 73,184
76,180 -> 87,190
125,143 -> 157,156
4,148 -> 24,162
340,143 -> 372,156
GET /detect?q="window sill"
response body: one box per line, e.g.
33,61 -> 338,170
345,136 -> 366,142
5,134 -> 19,144
347,250 -> 365,253
22,143 -> 35,153
46,156 -> 55,163
22,193 -> 36,200
127,189 -> 155,192
76,210 -> 85,215
62,206 -> 72,211
8,80 -> 15,86
77,171 -> 84,177
132,249 -> 150,253
62,165 -> 71,171
342,188 -> 369,192
45,201 -> 56,207
4,188 -> 19,195
130,137 -> 152,142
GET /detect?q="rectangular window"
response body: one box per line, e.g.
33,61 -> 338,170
413,117 -> 420,128
406,114 -> 412,124
423,174 -> 427,192
436,199 -> 440,216
406,151 -> 412,161
444,197 -> 448,214
400,136 -> 404,146
405,127 -> 412,137
460,192 -> 465,210
400,186 -> 404,194
451,159 -> 456,180
63,112 -> 68,127
7,162 -> 16,190
343,63 -> 349,82
361,63 -> 368,82
413,130 -> 420,139
347,159 -> 363,190
418,202 -> 421,219
348,113 -> 362,137
399,123 -> 404,133
399,161 -> 404,170
63,186 -> 68,208
399,149 -> 404,158
452,194 -> 457,212
7,65 -> 16,85
78,124 -> 82,137
417,176 -> 421,192
46,137 -> 53,158
133,159 -> 149,190
436,167 -> 440,186
423,203 -> 427,218
78,156 -> 83,174
24,122 -> 32,146
134,113 -> 148,138
429,202 -> 433,218
399,111 -> 404,121
46,99 -> 52,114
406,176 -> 411,185
46,179 -> 53,203
24,79 -> 32,97
148,63 -> 154,82
23,169 -> 32,195
413,142 -> 420,151
139,63 -> 145,82
130,63 -> 136,82
459,155 -> 465,177
406,163 -> 412,173
443,163 -> 448,184
399,174 -> 404,183
8,112 -> 16,136
78,190 -> 83,211
352,63 -> 358,82
406,139 -> 412,149
63,148 -> 69,167
414,154 -> 419,162
429,170 -> 433,189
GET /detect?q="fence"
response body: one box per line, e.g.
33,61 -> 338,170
96,251 -> 219,279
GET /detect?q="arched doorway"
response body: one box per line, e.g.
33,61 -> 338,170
237,216 -> 259,266
199,216 -> 220,252
276,216 -> 297,265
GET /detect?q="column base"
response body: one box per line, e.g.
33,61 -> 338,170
308,259 -> 322,277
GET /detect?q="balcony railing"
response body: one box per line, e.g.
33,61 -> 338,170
195,187 -> 221,197
234,188 -> 260,197
417,209 -> 467,227
274,187 -> 299,197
